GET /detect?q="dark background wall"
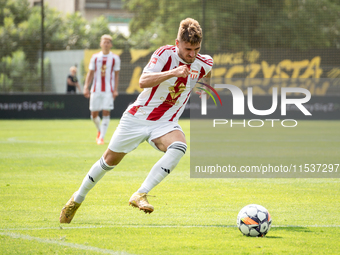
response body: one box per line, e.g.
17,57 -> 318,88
1,94 -> 338,120
0,94 -> 136,119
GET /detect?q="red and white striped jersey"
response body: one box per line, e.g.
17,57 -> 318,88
127,45 -> 213,122
89,51 -> 121,93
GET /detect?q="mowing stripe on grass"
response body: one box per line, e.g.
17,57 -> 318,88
0,232 -> 134,255
1,224 -> 340,231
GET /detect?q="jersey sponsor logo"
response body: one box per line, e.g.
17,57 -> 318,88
190,69 -> 199,79
101,64 -> 106,77
148,57 -> 158,69
159,79 -> 187,106
169,81 -> 186,99
136,106 -> 146,115
137,107 -> 146,115
100,57 -> 108,77
160,97 -> 180,106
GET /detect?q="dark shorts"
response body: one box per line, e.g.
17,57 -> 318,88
67,85 -> 76,93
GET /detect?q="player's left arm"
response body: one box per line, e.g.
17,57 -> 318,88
113,70 -> 120,99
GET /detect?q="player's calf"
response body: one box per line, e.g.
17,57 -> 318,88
130,141 -> 187,213
138,141 -> 187,194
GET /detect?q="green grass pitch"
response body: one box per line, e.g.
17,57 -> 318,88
0,119 -> 339,254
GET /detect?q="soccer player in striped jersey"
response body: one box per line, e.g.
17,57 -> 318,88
60,18 -> 213,223
83,34 -> 121,145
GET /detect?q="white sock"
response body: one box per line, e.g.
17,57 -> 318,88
74,156 -> 115,203
137,142 -> 187,194
100,116 -> 110,139
91,115 -> 101,132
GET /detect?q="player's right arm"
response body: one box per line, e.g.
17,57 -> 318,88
83,55 -> 96,98
75,81 -> 81,93
83,70 -> 94,98
139,46 -> 191,89
139,66 -> 190,88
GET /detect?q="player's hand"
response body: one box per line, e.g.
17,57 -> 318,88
83,87 -> 90,98
112,90 -> 118,99
195,90 -> 203,98
195,90 -> 210,99
172,65 -> 190,78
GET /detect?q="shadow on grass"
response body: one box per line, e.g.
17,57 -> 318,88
263,235 -> 282,239
273,226 -> 312,233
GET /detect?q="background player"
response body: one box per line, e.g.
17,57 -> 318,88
60,18 -> 213,223
83,34 -> 121,145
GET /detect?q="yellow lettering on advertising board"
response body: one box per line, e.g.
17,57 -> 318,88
126,66 -> 143,94
211,55 -> 327,95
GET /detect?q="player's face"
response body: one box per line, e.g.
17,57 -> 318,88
176,39 -> 201,63
100,39 -> 112,52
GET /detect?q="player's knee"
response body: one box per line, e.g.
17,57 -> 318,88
102,110 -> 110,116
167,141 -> 187,155
91,112 -> 99,118
103,149 -> 126,166
100,156 -> 115,171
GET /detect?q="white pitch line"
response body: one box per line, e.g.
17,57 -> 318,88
272,225 -> 340,228
0,232 -> 134,255
1,224 -> 340,232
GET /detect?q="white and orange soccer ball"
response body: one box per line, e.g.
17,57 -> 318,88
237,204 -> 272,237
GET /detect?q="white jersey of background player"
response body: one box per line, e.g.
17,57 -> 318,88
60,18 -> 213,224
83,34 -> 121,145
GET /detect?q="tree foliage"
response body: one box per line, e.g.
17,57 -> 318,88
124,0 -> 340,51
0,0 -> 128,92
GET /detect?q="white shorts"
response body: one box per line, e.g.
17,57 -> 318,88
89,93 -> 114,111
108,112 -> 184,153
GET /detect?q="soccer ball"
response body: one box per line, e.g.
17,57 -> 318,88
237,204 -> 272,237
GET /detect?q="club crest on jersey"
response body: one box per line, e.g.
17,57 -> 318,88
190,69 -> 199,79
148,57 -> 158,69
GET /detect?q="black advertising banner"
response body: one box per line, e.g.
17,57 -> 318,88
0,94 -> 138,119
0,92 -> 338,120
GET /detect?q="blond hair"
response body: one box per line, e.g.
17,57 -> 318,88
101,34 -> 113,42
177,18 -> 202,45
69,66 -> 77,72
